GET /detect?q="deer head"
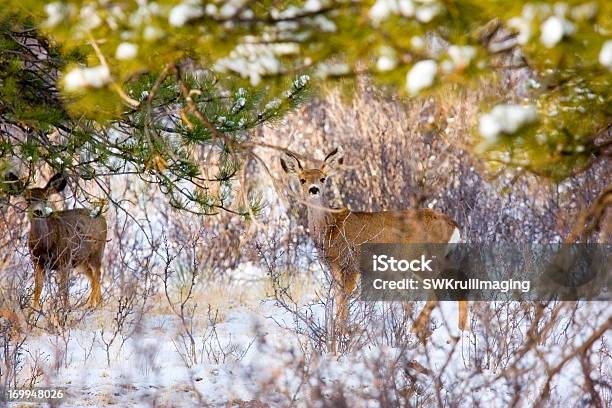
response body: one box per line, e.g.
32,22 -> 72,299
2,171 -> 107,308
280,148 -> 344,203
3,172 -> 67,218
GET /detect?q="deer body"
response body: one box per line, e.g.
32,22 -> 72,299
28,208 -> 107,272
307,207 -> 459,251
282,149 -> 467,343
8,173 -> 107,308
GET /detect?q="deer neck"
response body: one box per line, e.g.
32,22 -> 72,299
29,216 -> 50,235
28,215 -> 53,250
306,199 -> 334,245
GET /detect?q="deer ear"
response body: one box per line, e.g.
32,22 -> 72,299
2,172 -> 25,195
280,153 -> 302,175
321,148 -> 344,171
45,173 -> 67,193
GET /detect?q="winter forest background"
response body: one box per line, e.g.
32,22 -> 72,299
0,1 -> 611,407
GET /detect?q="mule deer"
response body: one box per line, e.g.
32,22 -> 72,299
280,148 -> 468,341
6,173 -> 107,309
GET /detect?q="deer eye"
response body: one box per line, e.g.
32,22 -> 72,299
320,177 -> 326,183
299,179 -> 306,184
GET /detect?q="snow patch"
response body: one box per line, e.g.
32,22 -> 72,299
447,45 -> 476,70
79,4 -> 102,31
143,26 -> 164,41
168,1 -> 204,27
540,16 -> 575,48
63,65 -> 111,91
115,42 -> 138,60
369,0 -> 396,23
376,55 -> 397,72
316,62 -> 351,78
44,2 -> 73,28
415,2 -> 441,23
598,40 -> 612,69
507,17 -> 531,45
406,60 -> 437,95
304,0 -> 322,12
369,0 -> 418,23
479,104 -> 538,142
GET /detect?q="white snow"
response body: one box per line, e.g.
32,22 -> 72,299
44,2 -> 72,28
295,74 -> 310,87
79,4 -> 102,31
219,0 -> 249,19
598,40 -> 612,69
479,104 -> 538,142
115,42 -> 138,60
168,2 -> 204,27
406,59 -> 437,95
214,43 -> 298,85
143,26 -> 164,41
447,45 -> 476,70
570,2 -> 598,21
376,55 -> 397,72
63,65 -> 111,91
415,2 -> 441,23
12,291 -> 608,407
507,17 -> 531,45
264,99 -> 281,111
398,0 -> 415,17
316,62 -> 351,77
303,0 -> 322,12
369,0 -> 397,24
314,15 -> 337,32
369,0 -> 429,23
410,35 -> 425,50
540,15 -> 575,48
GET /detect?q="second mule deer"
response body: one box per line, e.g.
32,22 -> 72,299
6,173 -> 107,309
281,148 -> 468,341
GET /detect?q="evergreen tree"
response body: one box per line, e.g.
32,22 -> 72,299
1,1 -> 610,214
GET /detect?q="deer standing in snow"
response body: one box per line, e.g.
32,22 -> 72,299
280,148 -> 468,344
6,173 -> 107,309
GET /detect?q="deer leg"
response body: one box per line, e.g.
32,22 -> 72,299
334,268 -> 359,345
32,263 -> 44,309
329,264 -> 346,353
458,300 -> 468,330
344,271 -> 359,295
58,268 -> 69,308
85,264 -> 102,308
343,271 -> 360,331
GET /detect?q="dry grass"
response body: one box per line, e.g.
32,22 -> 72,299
258,79 -> 609,243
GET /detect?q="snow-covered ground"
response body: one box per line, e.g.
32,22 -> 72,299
7,262 -> 610,407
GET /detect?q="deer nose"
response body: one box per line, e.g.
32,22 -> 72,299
309,186 -> 320,195
32,209 -> 44,218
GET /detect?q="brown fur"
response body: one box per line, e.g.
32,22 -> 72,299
281,149 -> 468,345
17,174 -> 107,309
